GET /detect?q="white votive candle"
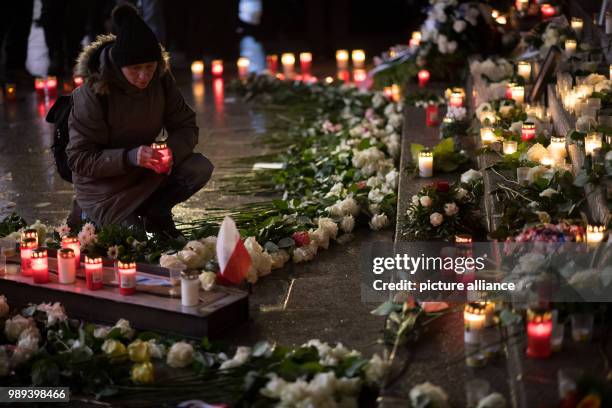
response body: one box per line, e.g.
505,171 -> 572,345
503,140 -> 518,155
181,270 -> 200,306
585,132 -> 602,155
517,61 -> 531,82
549,136 -> 566,161
418,150 -> 433,178
57,248 -> 76,284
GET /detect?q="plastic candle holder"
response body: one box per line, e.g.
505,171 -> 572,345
390,84 -> 401,102
464,302 -> 486,344
549,136 -> 566,161
353,69 -> 367,84
511,85 -> 525,105
585,133 -> 602,156
480,127 -> 496,145
383,86 -> 393,100
61,236 -> 81,270
31,248 -> 49,284
281,53 -> 295,78
118,261 -> 137,295
190,60 -> 204,80
266,55 -> 278,74
570,313 -> 594,342
425,105 -> 439,127
335,50 -> 349,70
35,78 -> 46,97
21,228 -> 39,245
503,140 -> 518,155
515,0 -> 528,12
181,270 -> 200,307
418,150 -> 433,178
351,49 -> 365,68
409,31 -> 421,48
455,234 -> 473,246
417,69 -> 430,88
20,238 -> 37,277
586,224 -> 606,243
540,4 -> 556,19
517,61 -> 531,82
527,308 -> 552,358
46,76 -> 58,97
521,122 -> 536,141
299,52 -> 312,74
151,141 -> 171,172
85,256 -> 104,290
237,57 -> 250,79
211,60 -> 223,77
505,82 -> 516,99
449,88 -> 465,107
564,39 -> 577,56
571,17 -> 583,38
57,248 -> 76,284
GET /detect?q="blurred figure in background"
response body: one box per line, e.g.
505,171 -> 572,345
0,0 -> 34,85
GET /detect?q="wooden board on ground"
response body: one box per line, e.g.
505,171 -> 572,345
0,258 -> 249,338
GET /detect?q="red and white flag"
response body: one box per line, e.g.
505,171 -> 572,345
216,216 -> 251,285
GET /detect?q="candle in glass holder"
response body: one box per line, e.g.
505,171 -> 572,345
505,82 -> 516,99
480,127 -> 496,145
34,78 -> 46,97
409,31 -> 421,48
118,261 -> 137,295
281,53 -> 295,78
20,238 -> 37,277
571,17 -> 584,38
181,270 -> 200,306
31,248 -> 49,284
418,150 -> 433,177
527,308 -> 552,358
511,85 -> 525,106
564,39 -> 577,56
503,140 -> 518,155
266,55 -> 278,74
353,69 -> 367,84
191,61 -> 204,80
418,69 -> 430,88
464,303 -> 486,344
57,248 -> 76,284
585,132 -> 602,155
237,57 -> 250,79
521,122 -> 536,141
211,60 -> 223,77
351,50 -> 366,68
85,256 -> 104,290
151,141 -> 172,172
336,50 -> 349,70
46,76 -> 58,97
540,4 -> 556,19
5,83 -> 16,101
517,61 -> 531,82
449,88 -> 465,107
586,225 -> 606,243
299,52 -> 312,75
61,236 -> 81,270
549,136 -> 566,161
540,153 -> 554,167
21,228 -> 39,245
391,84 -> 401,102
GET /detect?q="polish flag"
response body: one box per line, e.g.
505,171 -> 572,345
216,216 -> 251,284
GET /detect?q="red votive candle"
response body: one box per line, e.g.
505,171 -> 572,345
299,52 -> 312,75
211,60 -> 223,77
448,88 -> 465,108
521,122 -> 536,141
31,248 -> 49,284
527,308 -> 552,358
506,83 -> 515,99
73,76 -> 84,87
266,55 -> 278,74
151,142 -> 172,172
46,76 -> 58,97
35,78 -> 46,97
418,69 -> 430,88
426,105 -> 439,127
118,261 -> 137,295
20,238 -> 38,277
21,228 -> 39,245
540,4 -> 556,19
85,256 -> 104,290
61,236 -> 81,270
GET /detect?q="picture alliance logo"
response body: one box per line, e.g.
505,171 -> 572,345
372,254 -> 487,275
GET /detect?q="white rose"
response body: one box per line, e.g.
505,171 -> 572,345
368,188 -> 386,204
455,188 -> 468,200
0,295 -> 8,318
325,182 -> 345,198
199,271 -> 216,291
220,346 -> 251,370
365,353 -> 390,385
310,228 -> 330,250
270,249 -> 290,269
292,247 -> 313,263
539,188 -> 557,198
5,316 -> 35,342
385,170 -> 398,190
369,213 -> 389,230
17,332 -> 39,354
36,302 -> 67,327
412,195 -> 420,205
93,326 -> 111,339
113,318 -> 135,339
261,373 -> 289,399
318,217 -> 338,239
526,143 -> 548,163
419,196 -> 432,207
430,212 -> 444,227
453,19 -> 467,33
341,216 -> 355,233
166,342 -> 195,368
444,202 -> 459,216
461,169 -> 482,184
477,392 -> 507,408
410,382 -> 450,408
159,254 -> 187,271
147,339 -> 166,360
177,249 -> 203,270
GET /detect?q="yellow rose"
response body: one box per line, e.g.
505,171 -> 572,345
128,339 -> 150,363
131,362 -> 154,384
101,339 -> 127,363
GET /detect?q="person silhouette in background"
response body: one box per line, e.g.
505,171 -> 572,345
0,0 -> 34,86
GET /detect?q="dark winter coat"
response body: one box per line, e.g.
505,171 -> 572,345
67,34 -> 198,226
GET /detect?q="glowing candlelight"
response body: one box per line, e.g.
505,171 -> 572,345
73,76 -> 84,87
35,78 -> 46,97
609,64 -> 612,81
418,150 -> 433,178
299,52 -> 312,75
564,39 -> 577,56
281,53 -> 295,78
571,17 -> 584,38
425,105 -> 439,127
549,136 -> 567,161
503,140 -> 518,155
496,15 -> 507,25
266,55 -> 278,74
336,50 -> 349,70
20,238 -> 37,277
5,83 -> 16,101
449,88 -> 465,108
21,228 -> 39,245
527,309 -> 552,358
418,69 -> 430,88
515,0 -> 529,12
521,122 -> 536,141
237,57 -> 250,79
455,234 -> 473,245
46,76 -> 58,97
409,31 -> 421,48
151,141 -> 172,172
517,61 -> 531,82
61,236 -> 81,270
383,86 -> 393,99
351,50 -> 366,68
511,85 -> 525,106
585,132 -> 602,155
118,260 -> 137,295
85,256 -> 104,290
191,61 -> 204,80
540,153 -> 554,166
480,127 -> 496,145
464,303 -> 486,344
211,60 -> 223,77
586,225 -> 606,243
57,248 -> 76,284
31,248 -> 49,284
390,84 -> 401,102
540,4 -> 556,19
353,69 -> 367,84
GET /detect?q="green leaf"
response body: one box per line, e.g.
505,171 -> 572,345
433,137 -> 454,156
411,143 -> 425,162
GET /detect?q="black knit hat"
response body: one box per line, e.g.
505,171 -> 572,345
110,4 -> 161,67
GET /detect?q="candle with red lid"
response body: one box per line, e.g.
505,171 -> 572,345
151,142 -> 172,172
35,78 -> 46,97
31,248 -> 49,284
211,60 -> 223,77
61,236 -> 81,270
46,76 -> 58,97
521,122 -> 536,141
118,260 -> 137,295
85,256 -> 104,290
21,228 -> 39,245
418,69 -> 430,88
266,55 -> 278,74
527,308 -> 552,358
20,238 -> 37,277
299,52 -> 312,75
448,88 -> 465,108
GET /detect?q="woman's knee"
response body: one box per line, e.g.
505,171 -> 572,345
177,153 -> 214,189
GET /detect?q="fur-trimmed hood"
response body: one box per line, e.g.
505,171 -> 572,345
73,34 -> 171,95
